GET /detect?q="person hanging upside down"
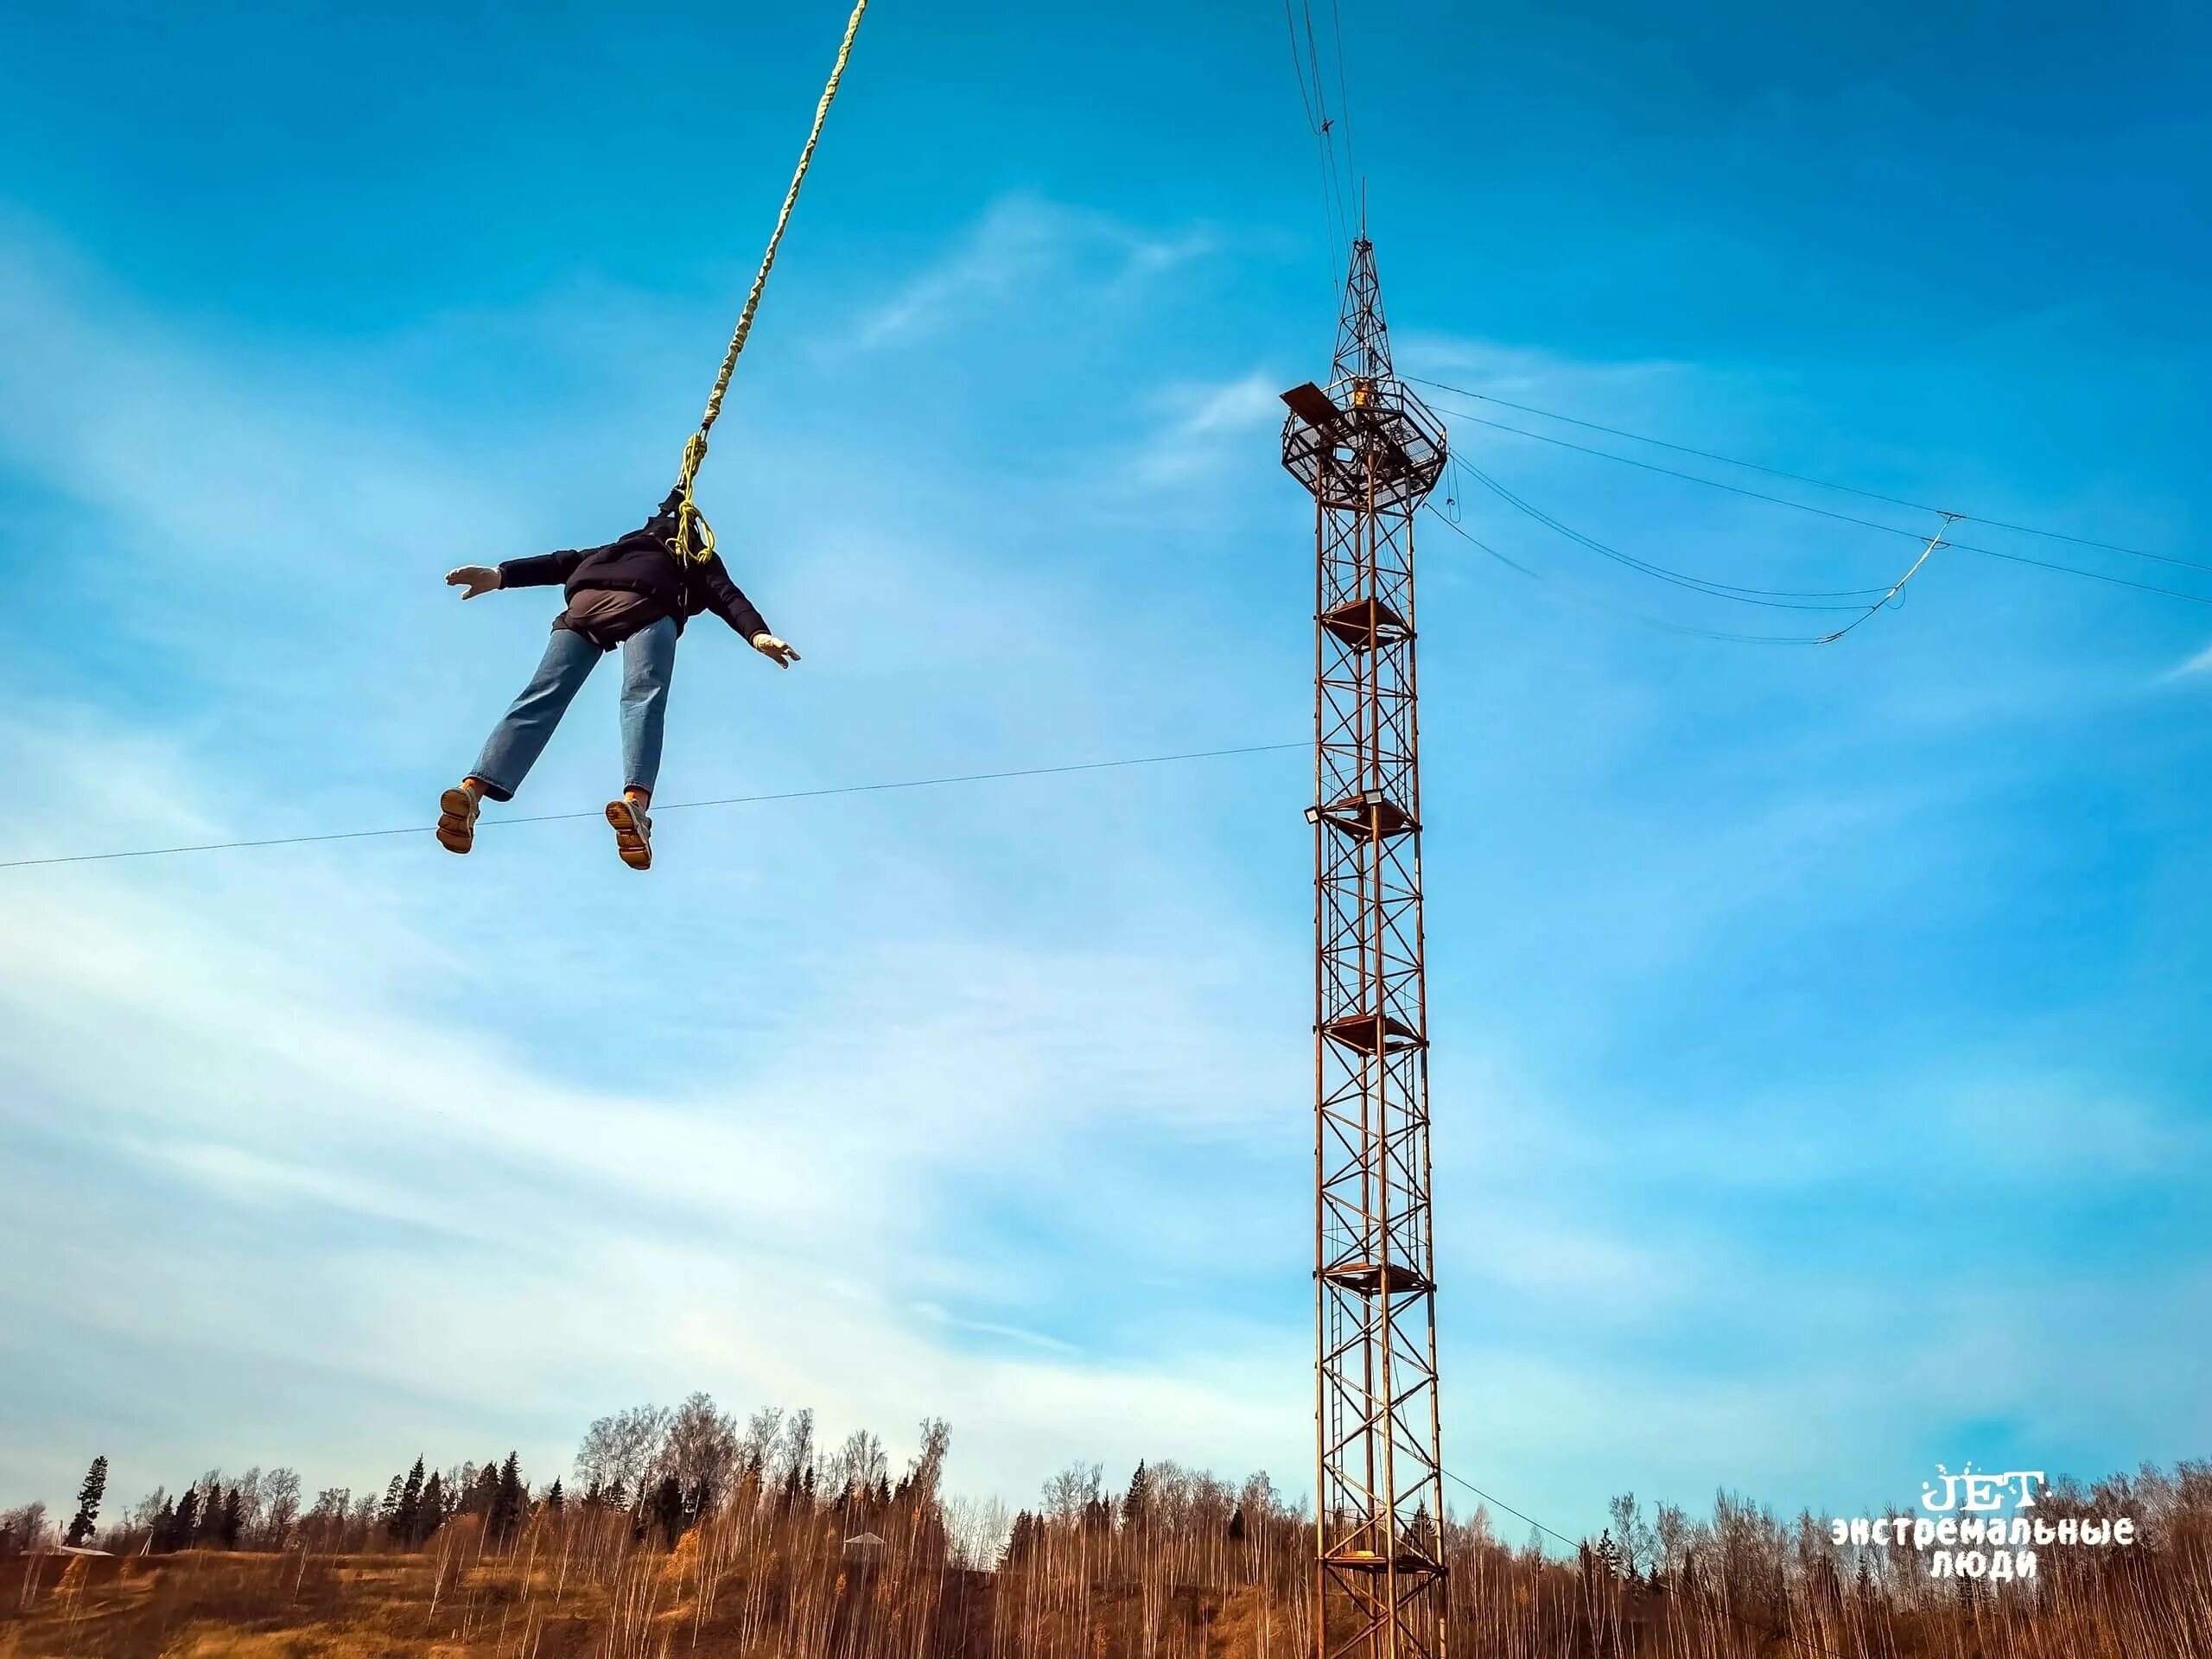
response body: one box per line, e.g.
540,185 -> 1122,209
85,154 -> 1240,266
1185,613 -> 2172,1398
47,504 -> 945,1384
438,488 -> 798,870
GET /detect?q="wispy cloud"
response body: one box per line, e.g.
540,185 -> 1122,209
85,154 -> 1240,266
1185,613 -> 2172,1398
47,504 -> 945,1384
1128,371 -> 1283,488
0,213 -> 512,575
1395,333 -> 1701,417
913,1301 -> 1084,1357
2168,640 -> 2212,679
847,194 -> 1212,351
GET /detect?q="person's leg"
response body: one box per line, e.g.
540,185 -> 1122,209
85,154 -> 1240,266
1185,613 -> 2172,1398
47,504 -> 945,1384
442,627 -> 601,855
604,617 -> 677,871
617,616 -> 679,801
467,626 -> 604,802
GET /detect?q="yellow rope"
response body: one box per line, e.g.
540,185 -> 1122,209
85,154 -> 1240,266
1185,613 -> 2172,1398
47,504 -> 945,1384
671,0 -> 870,564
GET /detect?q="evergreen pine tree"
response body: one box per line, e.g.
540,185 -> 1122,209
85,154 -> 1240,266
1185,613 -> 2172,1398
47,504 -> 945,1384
1409,1499 -> 1436,1554
391,1459 -> 425,1545
197,1484 -> 226,1545
544,1478 -> 564,1516
169,1489 -> 200,1554
219,1488 -> 243,1550
1122,1461 -> 1151,1531
466,1458 -> 502,1517
487,1452 -> 524,1544
64,1456 -> 107,1548
150,1497 -> 177,1554
418,1472 -> 448,1543
378,1474 -> 404,1534
652,1476 -> 685,1548
1227,1505 -> 1246,1543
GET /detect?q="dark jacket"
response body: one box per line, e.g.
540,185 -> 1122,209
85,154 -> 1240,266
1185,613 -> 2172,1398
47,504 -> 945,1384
497,520 -> 769,645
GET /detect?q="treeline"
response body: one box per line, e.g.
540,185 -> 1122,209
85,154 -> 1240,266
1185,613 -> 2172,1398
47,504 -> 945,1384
3,1463 -> 306,1560
0,1390 -> 869,1564
4,1402 -> 2208,1659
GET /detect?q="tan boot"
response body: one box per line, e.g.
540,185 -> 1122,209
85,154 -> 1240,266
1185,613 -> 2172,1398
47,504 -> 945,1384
436,782 -> 482,855
604,794 -> 652,871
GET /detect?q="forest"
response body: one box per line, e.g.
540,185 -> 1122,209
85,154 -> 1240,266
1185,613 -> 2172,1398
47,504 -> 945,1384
2,1397 -> 2205,1658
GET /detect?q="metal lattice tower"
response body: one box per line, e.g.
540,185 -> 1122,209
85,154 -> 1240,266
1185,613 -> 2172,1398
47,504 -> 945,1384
1280,237 -> 1450,1659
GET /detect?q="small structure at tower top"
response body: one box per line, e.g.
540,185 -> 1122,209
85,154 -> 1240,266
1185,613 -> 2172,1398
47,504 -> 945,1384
1279,238 -> 1448,511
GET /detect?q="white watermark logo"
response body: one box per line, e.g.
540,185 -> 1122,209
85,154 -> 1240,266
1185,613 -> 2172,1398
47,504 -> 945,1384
1827,1464 -> 2137,1581
1921,1464 -> 2044,1513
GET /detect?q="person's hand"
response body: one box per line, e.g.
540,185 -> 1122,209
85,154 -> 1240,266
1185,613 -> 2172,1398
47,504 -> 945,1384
446,565 -> 502,600
752,632 -> 801,669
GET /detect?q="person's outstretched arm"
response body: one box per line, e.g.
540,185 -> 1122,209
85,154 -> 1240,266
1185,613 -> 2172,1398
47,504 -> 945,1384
446,545 -> 594,600
699,554 -> 800,668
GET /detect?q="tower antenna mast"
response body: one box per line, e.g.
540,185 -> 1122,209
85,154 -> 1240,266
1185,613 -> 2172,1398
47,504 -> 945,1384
1281,234 -> 1452,1659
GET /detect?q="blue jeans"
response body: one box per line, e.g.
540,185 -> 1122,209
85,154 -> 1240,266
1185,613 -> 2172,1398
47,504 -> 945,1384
469,618 -> 677,802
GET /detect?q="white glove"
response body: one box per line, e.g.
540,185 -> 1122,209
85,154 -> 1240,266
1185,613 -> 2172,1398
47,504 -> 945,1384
752,632 -> 801,669
446,565 -> 502,600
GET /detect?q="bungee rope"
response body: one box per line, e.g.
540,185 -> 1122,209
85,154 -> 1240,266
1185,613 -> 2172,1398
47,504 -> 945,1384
668,0 -> 871,565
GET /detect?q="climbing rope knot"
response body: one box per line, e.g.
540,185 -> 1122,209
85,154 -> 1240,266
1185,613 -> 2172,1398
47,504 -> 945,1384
667,430 -> 718,565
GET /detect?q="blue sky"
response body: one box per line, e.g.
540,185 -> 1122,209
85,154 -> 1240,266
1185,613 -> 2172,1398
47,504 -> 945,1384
1,0 -> 2207,1539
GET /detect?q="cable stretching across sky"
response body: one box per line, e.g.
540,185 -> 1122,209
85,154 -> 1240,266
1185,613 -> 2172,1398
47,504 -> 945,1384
0,744 -> 1305,873
1455,457 -> 1903,609
1410,377 -> 2212,606
1407,375 -> 2209,572
1281,0 -> 1355,276
1421,499 -> 1924,646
